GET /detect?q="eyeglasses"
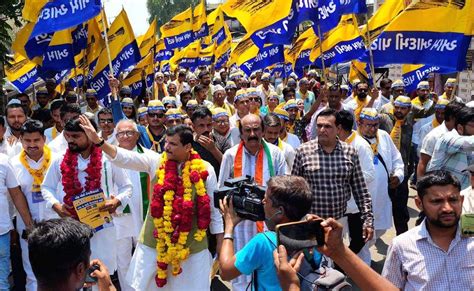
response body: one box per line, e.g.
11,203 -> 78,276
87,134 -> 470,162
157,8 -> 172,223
358,89 -> 368,93
249,97 -> 261,102
214,120 -> 229,125
116,131 -> 137,138
99,118 -> 114,124
148,112 -> 165,118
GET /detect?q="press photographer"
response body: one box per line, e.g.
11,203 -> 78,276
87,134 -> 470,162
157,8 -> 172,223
218,175 -> 317,290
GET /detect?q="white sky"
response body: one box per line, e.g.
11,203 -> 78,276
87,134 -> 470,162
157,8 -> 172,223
103,0 -> 151,36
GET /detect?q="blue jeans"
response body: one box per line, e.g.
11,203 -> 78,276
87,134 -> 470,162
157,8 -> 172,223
0,232 -> 10,290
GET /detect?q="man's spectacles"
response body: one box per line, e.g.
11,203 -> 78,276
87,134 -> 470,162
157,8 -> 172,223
99,118 -> 114,124
249,97 -> 261,102
148,112 -> 165,118
116,131 -> 137,138
214,120 -> 229,125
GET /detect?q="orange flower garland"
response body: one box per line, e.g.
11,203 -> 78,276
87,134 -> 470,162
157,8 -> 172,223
150,150 -> 210,287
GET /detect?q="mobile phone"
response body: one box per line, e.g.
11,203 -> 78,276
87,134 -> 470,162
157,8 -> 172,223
276,219 -> 325,253
84,264 -> 100,283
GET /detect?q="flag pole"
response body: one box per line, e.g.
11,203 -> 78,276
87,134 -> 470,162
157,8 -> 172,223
316,25 -> 327,83
100,6 -> 117,100
364,13 -> 376,87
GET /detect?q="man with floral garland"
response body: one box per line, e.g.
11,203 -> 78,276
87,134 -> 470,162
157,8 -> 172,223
78,119 -> 224,290
41,118 -> 132,282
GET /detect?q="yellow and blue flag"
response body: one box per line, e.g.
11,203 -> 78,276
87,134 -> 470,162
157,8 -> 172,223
28,0 -> 101,40
179,40 -> 201,69
215,37 -> 231,70
402,64 -> 455,94
288,27 -> 318,74
155,38 -> 173,63
160,8 -> 194,50
198,43 -> 215,67
349,60 -> 370,84
5,53 -> 38,92
22,0 -> 48,22
193,0 -> 208,39
310,15 -> 365,68
207,6 -> 231,47
90,9 -> 141,99
86,17 -> 105,80
122,52 -> 154,97
313,0 -> 367,34
139,19 -> 157,58
222,0 -> 296,48
367,0 -> 473,71
360,0 -> 406,43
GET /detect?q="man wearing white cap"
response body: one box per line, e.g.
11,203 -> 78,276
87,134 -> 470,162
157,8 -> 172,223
210,85 -> 235,117
256,73 -> 274,106
229,89 -> 250,129
153,72 -> 168,100
296,78 -> 315,114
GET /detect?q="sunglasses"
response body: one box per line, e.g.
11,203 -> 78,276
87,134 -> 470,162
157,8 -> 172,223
148,113 -> 165,118
99,119 -> 114,124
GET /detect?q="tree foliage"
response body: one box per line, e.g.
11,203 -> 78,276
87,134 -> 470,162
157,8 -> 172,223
147,0 -> 200,34
0,0 -> 24,65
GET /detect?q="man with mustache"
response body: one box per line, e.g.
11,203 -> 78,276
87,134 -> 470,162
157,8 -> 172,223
41,117 -> 132,283
382,170 -> 473,290
4,100 -> 27,155
219,113 -> 286,291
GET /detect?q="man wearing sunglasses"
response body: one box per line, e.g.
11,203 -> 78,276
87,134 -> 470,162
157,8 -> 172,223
146,100 -> 167,153
97,108 -> 116,145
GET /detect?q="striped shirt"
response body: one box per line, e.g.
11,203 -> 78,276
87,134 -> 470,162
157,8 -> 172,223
382,219 -> 474,290
291,138 -> 374,228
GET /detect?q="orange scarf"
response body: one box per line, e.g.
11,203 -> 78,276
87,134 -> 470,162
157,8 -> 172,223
234,141 -> 274,232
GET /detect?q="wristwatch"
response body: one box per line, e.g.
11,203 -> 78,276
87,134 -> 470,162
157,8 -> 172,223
95,138 -> 105,147
223,233 -> 233,241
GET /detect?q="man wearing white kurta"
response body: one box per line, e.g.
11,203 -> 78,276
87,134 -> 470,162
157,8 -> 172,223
113,120 -> 160,291
219,114 -> 286,291
41,119 -> 132,278
77,117 -> 224,291
337,110 -> 375,266
358,109 -> 404,243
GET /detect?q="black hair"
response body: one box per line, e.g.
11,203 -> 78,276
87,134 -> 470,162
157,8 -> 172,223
316,108 -> 338,122
194,84 -> 205,93
50,100 -> 65,112
28,218 -> 93,289
166,124 -> 193,145
263,113 -> 281,128
20,119 -> 45,136
356,81 -> 368,90
31,109 -> 52,125
191,106 -> 212,123
444,100 -> 465,123
336,110 -> 354,132
379,78 -> 392,88
267,176 -> 313,221
64,117 -> 97,132
60,103 -> 81,119
282,87 -> 295,97
180,90 -> 192,103
0,116 -> 4,127
5,103 -> 26,117
416,170 -> 461,199
198,70 -> 210,80
97,107 -> 113,118
328,84 -> 342,93
454,106 -> 474,127
15,93 -> 29,100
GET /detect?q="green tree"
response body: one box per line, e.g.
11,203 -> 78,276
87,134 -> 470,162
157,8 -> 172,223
147,0 -> 200,33
0,0 -> 24,65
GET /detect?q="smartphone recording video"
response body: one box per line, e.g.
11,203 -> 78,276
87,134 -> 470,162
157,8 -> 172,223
276,220 -> 325,253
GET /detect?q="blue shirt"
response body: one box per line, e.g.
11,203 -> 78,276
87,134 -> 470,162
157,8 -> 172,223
234,232 -> 281,291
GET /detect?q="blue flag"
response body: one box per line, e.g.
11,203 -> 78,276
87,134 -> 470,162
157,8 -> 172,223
29,0 -> 101,40
240,45 -> 285,76
316,0 -> 367,34
402,65 -> 455,94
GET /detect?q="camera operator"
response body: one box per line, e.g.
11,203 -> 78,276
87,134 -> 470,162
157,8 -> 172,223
218,175 -> 314,290
28,218 -> 116,291
273,217 -> 398,291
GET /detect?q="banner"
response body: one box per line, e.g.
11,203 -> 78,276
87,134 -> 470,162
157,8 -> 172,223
155,39 -> 174,63
29,0 -> 101,40
160,8 -> 194,50
5,53 -> 38,92
89,9 -> 141,99
193,0 -> 209,39
139,19 -> 157,58
41,29 -> 76,71
315,0 -> 367,34
222,0 -> 296,48
310,15 -> 366,68
122,52 -> 154,97
366,0 -> 473,71
402,64 -> 455,94
72,23 -> 88,55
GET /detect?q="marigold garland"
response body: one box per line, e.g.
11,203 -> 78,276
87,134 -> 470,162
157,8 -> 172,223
151,150 -> 211,287
60,145 -> 102,218
19,145 -> 52,190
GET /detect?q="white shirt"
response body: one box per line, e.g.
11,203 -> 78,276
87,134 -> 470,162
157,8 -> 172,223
374,93 -> 391,111
0,153 -> 19,235
365,130 -> 405,230
412,99 -> 434,145
265,139 -> 296,175
420,122 -> 449,157
461,186 -> 473,214
0,139 -> 10,155
48,131 -> 68,153
44,126 -> 61,144
283,132 -> 301,149
345,133 -> 376,214
41,151 -> 132,272
109,147 -> 224,235
382,219 -> 474,291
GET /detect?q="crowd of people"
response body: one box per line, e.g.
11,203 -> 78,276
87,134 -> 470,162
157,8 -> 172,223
0,66 -> 473,291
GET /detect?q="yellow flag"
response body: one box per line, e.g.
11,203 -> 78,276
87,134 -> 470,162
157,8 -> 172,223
5,53 -> 38,92
360,0 -> 407,43
287,27 -> 319,68
12,23 -> 40,62
160,8 -> 194,50
221,0 -> 292,38
139,19 -> 157,58
193,0 -> 208,39
123,52 -> 154,88
22,0 -> 48,22
349,60 -> 369,84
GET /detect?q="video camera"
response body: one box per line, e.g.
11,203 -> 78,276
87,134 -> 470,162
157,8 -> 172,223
214,176 -> 266,221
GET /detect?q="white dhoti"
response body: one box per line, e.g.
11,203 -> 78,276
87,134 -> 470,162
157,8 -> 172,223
90,226 -> 117,275
127,243 -> 212,291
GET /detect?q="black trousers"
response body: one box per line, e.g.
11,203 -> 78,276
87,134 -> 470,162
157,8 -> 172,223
389,177 -> 410,235
347,213 -> 365,254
